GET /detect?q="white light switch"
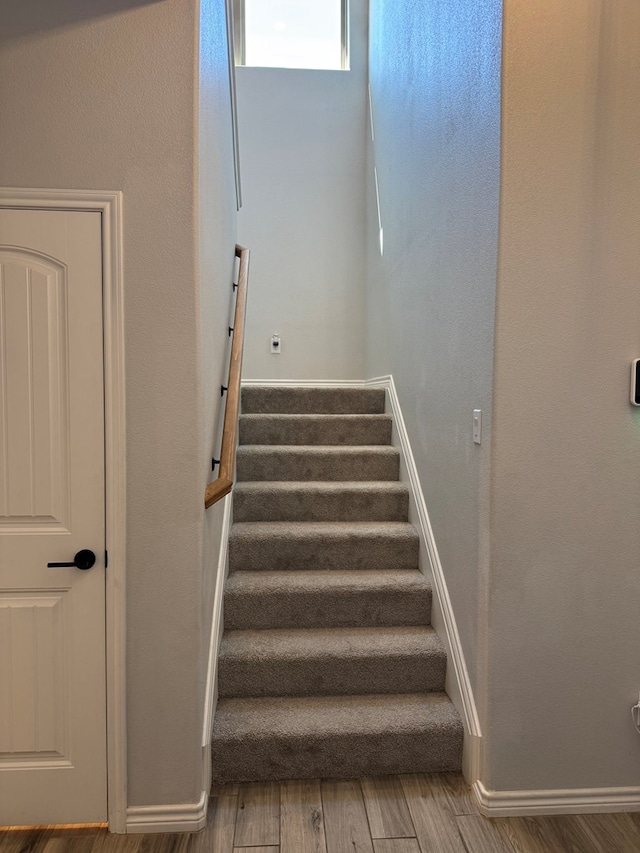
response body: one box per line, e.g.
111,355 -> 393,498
473,409 -> 482,445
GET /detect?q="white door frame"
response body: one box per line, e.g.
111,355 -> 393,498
0,188 -> 127,832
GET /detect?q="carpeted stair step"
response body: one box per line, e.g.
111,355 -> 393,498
218,625 -> 446,698
224,569 -> 432,629
239,413 -> 393,446
229,521 -> 420,572
233,481 -> 409,522
241,386 -> 386,415
211,692 -> 463,782
236,445 -> 400,482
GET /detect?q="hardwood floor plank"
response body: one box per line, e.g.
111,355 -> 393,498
0,833 -> 46,853
492,817 -> 564,853
361,778 -> 414,839
423,774 -> 477,816
399,774 -> 466,853
281,779 -> 327,853
372,840 -> 420,853
234,783 -> 280,848
321,779 -> 374,853
529,816 -> 606,853
138,834 -> 190,853
189,795 -> 237,853
90,832 -> 141,853
210,783 -> 240,797
42,839 -> 96,853
0,831 -> 100,853
575,813 -> 640,853
455,815 -> 515,853
233,848 -> 279,853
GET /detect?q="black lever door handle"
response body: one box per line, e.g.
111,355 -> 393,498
47,549 -> 97,571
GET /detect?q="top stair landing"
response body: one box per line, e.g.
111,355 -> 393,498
240,386 -> 386,414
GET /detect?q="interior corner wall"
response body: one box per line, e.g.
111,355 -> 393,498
487,0 -> 640,792
197,0 -> 238,709
0,0 -> 207,808
365,0 -> 502,706
235,0 -> 369,381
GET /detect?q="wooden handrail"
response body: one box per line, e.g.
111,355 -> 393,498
205,245 -> 250,509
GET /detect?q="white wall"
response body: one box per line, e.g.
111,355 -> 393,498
0,0 -> 237,809
365,0 -> 502,710
487,0 -> 640,792
236,0 -> 368,380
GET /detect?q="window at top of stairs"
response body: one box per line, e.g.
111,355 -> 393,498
233,0 -> 349,70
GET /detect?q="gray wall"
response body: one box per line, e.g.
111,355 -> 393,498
0,0 -> 237,807
236,0 -> 368,381
365,0 -> 502,708
487,0 -> 640,791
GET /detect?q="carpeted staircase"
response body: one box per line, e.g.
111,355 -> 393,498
210,386 -> 463,782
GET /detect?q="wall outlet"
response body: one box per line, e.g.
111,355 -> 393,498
473,409 -> 482,444
270,334 -> 281,354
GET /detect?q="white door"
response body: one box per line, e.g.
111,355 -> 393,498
0,209 -> 107,825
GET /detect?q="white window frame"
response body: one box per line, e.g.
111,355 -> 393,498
233,0 -> 349,70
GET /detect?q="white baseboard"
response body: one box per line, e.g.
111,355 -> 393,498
126,792 -> 207,833
474,780 -> 640,817
366,375 -> 483,783
202,494 -> 233,795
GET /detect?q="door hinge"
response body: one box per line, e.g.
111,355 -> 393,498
105,550 -> 109,569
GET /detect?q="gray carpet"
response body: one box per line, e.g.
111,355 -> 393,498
211,385 -> 463,782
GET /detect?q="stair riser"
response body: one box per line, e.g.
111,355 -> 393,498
224,587 -> 432,630
229,533 -> 419,572
218,652 -> 446,699
241,387 -> 385,414
233,488 -> 409,522
211,726 -> 463,783
236,450 -> 399,482
239,416 -> 392,446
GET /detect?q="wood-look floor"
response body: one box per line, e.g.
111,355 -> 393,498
3,774 -> 640,853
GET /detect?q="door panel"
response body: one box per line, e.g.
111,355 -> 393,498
0,249 -> 70,530
0,592 -> 68,762
0,209 -> 107,825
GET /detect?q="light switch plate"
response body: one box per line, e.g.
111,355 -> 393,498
473,409 -> 482,445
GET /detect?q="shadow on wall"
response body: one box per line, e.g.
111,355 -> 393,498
1,0 -> 164,44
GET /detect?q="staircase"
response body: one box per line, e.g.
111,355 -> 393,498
210,385 -> 463,782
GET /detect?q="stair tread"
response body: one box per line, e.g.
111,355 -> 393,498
213,692 -> 460,739
239,413 -> 393,446
224,569 -> 432,629
236,445 -> 400,483
238,444 -> 398,453
241,386 -> 386,414
225,568 -> 430,593
229,521 -> 420,572
234,480 -> 408,493
230,520 -> 420,546
231,520 -> 418,535
233,481 -> 409,522
220,625 -> 443,660
241,413 -> 392,421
